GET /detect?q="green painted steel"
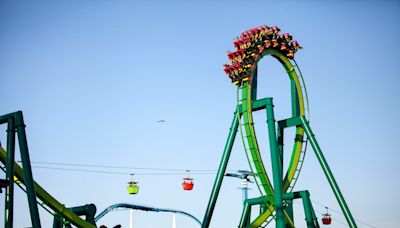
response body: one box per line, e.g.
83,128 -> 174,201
266,98 -> 285,228
238,49 -> 306,227
242,82 -> 274,199
206,39 -> 357,227
299,191 -> 319,228
53,204 -> 97,228
299,116 -> 357,228
0,146 -> 96,228
5,117 -> 15,228
14,112 -> 42,228
285,200 -> 294,227
239,202 -> 252,228
240,191 -> 320,228
202,112 -> 239,228
309,200 -> 319,228
0,111 -> 96,228
251,66 -> 258,101
291,80 -> 300,117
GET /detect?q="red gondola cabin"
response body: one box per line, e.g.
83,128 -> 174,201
182,177 -> 194,190
322,207 -> 332,225
322,216 -> 332,225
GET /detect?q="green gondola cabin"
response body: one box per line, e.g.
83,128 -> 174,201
127,181 -> 139,194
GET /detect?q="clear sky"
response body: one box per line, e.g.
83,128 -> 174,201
0,1 -> 399,227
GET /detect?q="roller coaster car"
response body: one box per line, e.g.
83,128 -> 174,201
272,37 -> 279,48
127,181 -> 139,194
182,177 -> 194,190
287,50 -> 294,59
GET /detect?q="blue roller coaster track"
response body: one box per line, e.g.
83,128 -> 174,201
95,203 -> 202,226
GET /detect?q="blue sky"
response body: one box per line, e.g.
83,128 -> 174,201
1,1 -> 399,227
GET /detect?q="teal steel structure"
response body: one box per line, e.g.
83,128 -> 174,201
202,25 -> 357,227
95,203 -> 202,226
0,111 -> 42,228
0,111 -> 97,228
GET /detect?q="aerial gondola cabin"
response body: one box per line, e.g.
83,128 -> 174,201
182,177 -> 194,191
322,207 -> 332,225
127,181 -> 139,194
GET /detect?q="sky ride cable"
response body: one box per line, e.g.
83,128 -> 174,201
0,166 -> 54,216
25,161 -> 237,173
0,147 -> 96,228
28,165 -> 220,176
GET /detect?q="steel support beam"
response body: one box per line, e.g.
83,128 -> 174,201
202,111 -> 239,228
299,116 -> 357,228
265,98 -> 285,228
299,191 -> 318,228
14,111 -> 42,227
5,117 -> 15,228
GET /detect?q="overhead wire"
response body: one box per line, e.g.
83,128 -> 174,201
0,166 -> 54,216
293,199 -> 376,228
310,199 -> 377,228
292,200 -> 348,226
2,164 -> 377,227
30,165 -> 218,176
22,161 -> 235,173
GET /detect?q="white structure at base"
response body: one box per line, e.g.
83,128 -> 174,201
129,209 -> 134,228
172,213 -> 177,228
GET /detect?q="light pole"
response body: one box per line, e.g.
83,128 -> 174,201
225,170 -> 257,204
172,213 -> 177,228
129,209 -> 134,228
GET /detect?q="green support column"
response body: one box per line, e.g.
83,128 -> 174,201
290,80 -> 300,117
300,116 -> 357,228
202,111 -> 239,228
265,98 -> 285,228
5,117 -> 16,228
285,200 -> 294,227
259,203 -> 267,214
277,127 -> 284,170
299,191 -> 318,228
15,111 -> 42,227
309,200 -> 320,228
251,67 -> 258,101
239,202 -> 251,228
52,215 -> 63,228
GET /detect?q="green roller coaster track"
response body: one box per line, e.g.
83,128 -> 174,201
239,49 -> 306,227
202,26 -> 357,228
0,112 -> 98,228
